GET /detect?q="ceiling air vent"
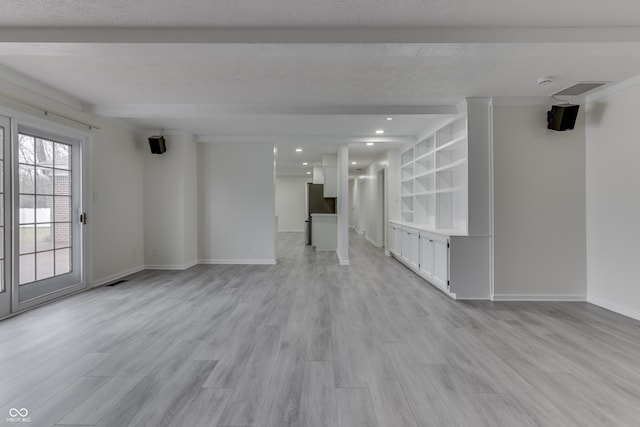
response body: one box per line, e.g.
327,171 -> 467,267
552,82 -> 608,97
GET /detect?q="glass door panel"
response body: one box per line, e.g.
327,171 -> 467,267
15,127 -> 83,306
0,116 -> 9,318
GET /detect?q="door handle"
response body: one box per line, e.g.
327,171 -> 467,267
80,212 -> 88,224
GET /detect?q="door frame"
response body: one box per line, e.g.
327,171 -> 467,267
0,115 -> 11,318
0,107 -> 91,315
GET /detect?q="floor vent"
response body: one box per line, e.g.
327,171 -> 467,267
107,279 -> 129,287
552,82 -> 608,97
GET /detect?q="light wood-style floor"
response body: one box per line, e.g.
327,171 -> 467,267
2,232 -> 640,426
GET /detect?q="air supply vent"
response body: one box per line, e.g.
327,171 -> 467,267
552,82 -> 608,97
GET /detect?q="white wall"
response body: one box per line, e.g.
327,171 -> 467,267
0,75 -> 146,287
492,103 -> 586,299
275,176 -> 308,232
143,132 -> 198,269
336,145 -> 349,265
350,149 -> 398,252
586,82 -> 640,320
198,143 -> 276,264
90,121 -> 145,285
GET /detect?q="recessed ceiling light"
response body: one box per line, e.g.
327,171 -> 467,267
296,148 -> 302,152
366,142 -> 374,146
302,162 -> 308,165
351,161 -> 357,165
386,117 -> 393,121
306,171 -> 311,174
375,130 -> 384,134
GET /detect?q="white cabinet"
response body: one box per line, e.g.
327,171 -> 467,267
389,223 -> 401,257
322,154 -> 338,197
418,233 -> 435,280
389,221 -> 490,299
401,228 -> 420,270
323,167 -> 337,197
390,99 -> 492,300
419,230 -> 449,292
311,214 -> 337,251
433,239 -> 449,291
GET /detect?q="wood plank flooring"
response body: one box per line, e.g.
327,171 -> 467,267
2,231 -> 640,426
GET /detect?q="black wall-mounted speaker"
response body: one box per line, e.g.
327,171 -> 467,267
149,136 -> 166,154
547,104 -> 579,131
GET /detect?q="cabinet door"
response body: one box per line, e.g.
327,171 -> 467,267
433,239 -> 449,290
323,166 -> 337,197
401,230 -> 411,263
419,236 -> 434,279
408,230 -> 420,270
389,225 -> 398,256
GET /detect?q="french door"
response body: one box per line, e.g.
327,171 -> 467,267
0,114 -> 86,318
0,116 -> 10,318
14,125 -> 84,309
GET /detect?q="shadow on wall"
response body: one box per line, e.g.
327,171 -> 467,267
586,102 -> 607,127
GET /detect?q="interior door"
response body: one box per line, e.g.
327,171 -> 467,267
0,116 -> 10,318
14,125 -> 84,309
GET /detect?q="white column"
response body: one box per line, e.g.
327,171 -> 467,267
336,145 -> 350,265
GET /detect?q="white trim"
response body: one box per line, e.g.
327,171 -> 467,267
278,228 -> 304,232
336,249 -> 350,265
365,235 -> 381,247
92,265 -> 145,288
491,96 -> 556,107
198,258 -> 277,265
587,295 -> 640,322
145,260 -> 199,270
586,74 -> 640,103
492,293 -> 586,301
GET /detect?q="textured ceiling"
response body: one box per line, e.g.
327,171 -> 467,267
2,0 -> 640,27
2,1 -> 640,176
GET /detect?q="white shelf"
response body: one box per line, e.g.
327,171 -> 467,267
435,135 -> 466,153
397,115 -> 468,235
435,158 -> 467,173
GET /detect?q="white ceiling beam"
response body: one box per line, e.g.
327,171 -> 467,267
90,103 -> 457,117
195,135 -> 416,144
2,27 -> 640,44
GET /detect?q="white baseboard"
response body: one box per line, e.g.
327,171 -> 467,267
336,250 -> 350,266
145,260 -> 199,270
92,265 -> 145,287
587,295 -> 640,322
492,293 -> 586,302
365,235 -> 381,247
278,229 -> 304,232
198,258 -> 277,265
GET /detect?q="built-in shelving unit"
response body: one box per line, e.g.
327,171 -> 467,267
399,116 -> 468,234
389,99 -> 493,300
